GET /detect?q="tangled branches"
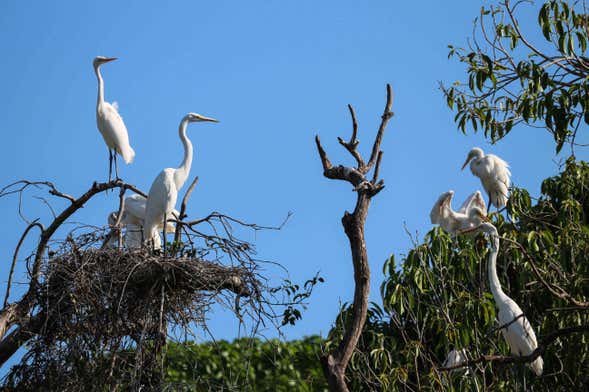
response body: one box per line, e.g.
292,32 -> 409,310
3,245 -> 258,391
0,178 -> 314,391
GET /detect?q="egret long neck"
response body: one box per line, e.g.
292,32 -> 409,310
94,65 -> 105,105
487,235 -> 509,303
174,117 -> 193,191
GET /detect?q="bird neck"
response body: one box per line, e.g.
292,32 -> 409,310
487,235 -> 509,303
95,65 -> 105,105
175,117 -> 193,190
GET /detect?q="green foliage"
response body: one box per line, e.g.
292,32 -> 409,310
443,1 -> 589,153
164,336 -> 327,391
328,159 -> 589,390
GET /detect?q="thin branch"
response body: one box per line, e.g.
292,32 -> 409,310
371,151 -> 383,184
174,177 -> 199,244
315,135 -> 333,173
501,236 -> 589,308
337,105 -> 365,168
4,220 -> 44,308
362,83 -> 393,174
439,325 -> 589,372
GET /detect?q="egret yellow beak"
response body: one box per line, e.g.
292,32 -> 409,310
199,115 -> 219,123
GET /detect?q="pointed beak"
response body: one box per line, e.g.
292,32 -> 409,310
104,57 -> 118,63
461,158 -> 470,171
200,116 -> 219,123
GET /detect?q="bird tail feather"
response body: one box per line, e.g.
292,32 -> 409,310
121,146 -> 135,164
491,183 -> 509,208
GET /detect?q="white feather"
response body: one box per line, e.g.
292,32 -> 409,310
430,190 -> 487,235
462,148 -> 511,209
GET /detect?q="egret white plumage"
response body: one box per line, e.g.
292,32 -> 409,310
94,56 -> 135,181
478,222 -> 543,377
105,194 -> 178,249
143,113 -> 218,249
461,147 -> 511,210
430,190 -> 488,235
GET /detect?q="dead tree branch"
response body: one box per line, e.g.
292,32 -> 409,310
316,84 -> 393,392
174,176 -> 199,244
0,180 -> 148,343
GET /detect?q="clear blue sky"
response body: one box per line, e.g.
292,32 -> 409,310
0,0 -> 584,358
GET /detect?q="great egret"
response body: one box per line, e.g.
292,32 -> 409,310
478,222 -> 543,377
105,194 -> 177,249
430,190 -> 488,235
94,56 -> 135,180
461,148 -> 511,210
143,113 -> 218,248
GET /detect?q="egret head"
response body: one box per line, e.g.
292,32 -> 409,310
185,112 -> 219,123
93,56 -> 117,69
461,147 -> 485,170
468,206 -> 488,224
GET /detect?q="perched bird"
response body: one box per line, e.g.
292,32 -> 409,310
461,147 -> 511,210
94,56 -> 135,181
105,194 -> 177,249
478,222 -> 543,377
430,190 -> 488,235
443,348 -> 470,375
144,113 -> 218,248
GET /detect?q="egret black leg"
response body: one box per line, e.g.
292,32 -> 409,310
114,152 -> 120,180
108,150 -> 113,182
487,195 -> 492,213
162,213 -> 167,256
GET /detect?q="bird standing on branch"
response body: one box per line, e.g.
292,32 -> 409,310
144,113 -> 218,250
94,56 -> 135,181
461,147 -> 511,211
478,222 -> 543,379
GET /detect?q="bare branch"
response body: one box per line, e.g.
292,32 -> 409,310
174,176 -> 199,244
315,135 -> 333,173
336,105 -> 365,168
439,325 -> 589,372
363,83 -> 393,174
4,220 -> 44,308
317,85 -> 394,392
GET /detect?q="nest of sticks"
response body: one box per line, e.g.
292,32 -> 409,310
3,244 -> 260,391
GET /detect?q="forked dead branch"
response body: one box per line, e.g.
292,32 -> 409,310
315,84 -> 393,392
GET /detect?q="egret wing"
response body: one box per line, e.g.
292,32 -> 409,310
98,102 -> 135,164
124,194 -> 147,220
458,191 -> 486,214
430,191 -> 454,224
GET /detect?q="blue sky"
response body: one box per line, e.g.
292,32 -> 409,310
0,0 -> 584,361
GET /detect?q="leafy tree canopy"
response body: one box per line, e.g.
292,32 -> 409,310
164,336 -> 327,391
327,159 -> 589,390
443,0 -> 589,153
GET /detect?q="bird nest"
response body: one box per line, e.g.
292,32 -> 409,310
2,245 -> 261,391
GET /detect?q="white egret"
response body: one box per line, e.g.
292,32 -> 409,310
461,147 -> 511,210
105,194 -> 177,249
143,113 -> 218,248
430,190 -> 488,235
478,222 -> 543,377
94,56 -> 135,180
